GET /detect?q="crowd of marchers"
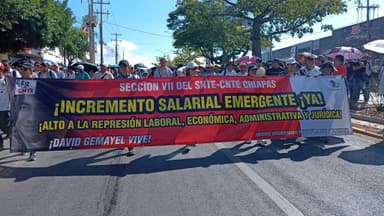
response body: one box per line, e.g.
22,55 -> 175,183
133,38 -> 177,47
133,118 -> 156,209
0,52 -> 383,160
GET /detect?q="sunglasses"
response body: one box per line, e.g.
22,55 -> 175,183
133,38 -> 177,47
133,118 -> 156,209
22,67 -> 30,71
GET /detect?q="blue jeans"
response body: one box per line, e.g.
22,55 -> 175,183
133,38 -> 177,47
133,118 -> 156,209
362,76 -> 371,103
350,78 -> 364,103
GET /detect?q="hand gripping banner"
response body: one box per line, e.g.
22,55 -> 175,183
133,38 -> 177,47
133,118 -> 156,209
10,76 -> 352,152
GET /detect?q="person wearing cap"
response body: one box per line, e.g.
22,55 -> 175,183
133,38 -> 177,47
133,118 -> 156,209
65,67 -> 76,79
51,63 -> 65,79
93,64 -> 114,79
115,59 -> 138,156
1,59 -> 21,79
238,63 -> 249,76
320,62 -> 337,76
0,62 -> 9,151
38,62 -> 57,79
299,54 -> 322,77
34,61 -> 41,74
247,64 -> 268,145
315,55 -> 327,67
253,58 -> 266,76
134,63 -> 149,78
267,58 -> 286,76
199,63 -> 217,76
154,57 -> 174,78
74,65 -> 91,80
285,58 -> 301,77
220,61 -> 238,76
116,59 -> 139,79
248,65 -> 264,77
185,61 -> 200,77
20,62 -> 36,78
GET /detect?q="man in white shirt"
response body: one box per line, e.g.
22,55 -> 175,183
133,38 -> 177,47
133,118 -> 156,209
154,57 -> 174,78
221,62 -> 238,76
238,63 -> 248,76
0,62 -> 10,150
299,54 -> 322,77
51,63 -> 66,79
93,64 -> 114,79
38,62 -> 57,79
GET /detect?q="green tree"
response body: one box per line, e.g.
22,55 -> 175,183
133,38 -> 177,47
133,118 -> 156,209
168,0 -> 251,64
60,28 -> 89,64
0,0 -> 75,53
223,0 -> 347,56
171,47 -> 202,67
168,0 -> 347,58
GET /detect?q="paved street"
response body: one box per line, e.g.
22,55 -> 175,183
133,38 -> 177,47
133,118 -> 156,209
0,134 -> 383,216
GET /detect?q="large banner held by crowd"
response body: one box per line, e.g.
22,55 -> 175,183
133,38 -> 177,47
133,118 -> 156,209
10,76 -> 352,152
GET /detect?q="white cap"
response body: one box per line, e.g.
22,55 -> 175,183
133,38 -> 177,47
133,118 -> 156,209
76,65 -> 84,70
286,58 -> 299,65
186,61 -> 197,69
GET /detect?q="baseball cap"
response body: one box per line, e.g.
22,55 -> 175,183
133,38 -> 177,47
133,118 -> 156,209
286,58 -> 299,65
186,61 -> 197,69
249,65 -> 257,70
320,61 -> 337,72
75,65 -> 84,70
21,62 -> 34,69
118,59 -> 129,67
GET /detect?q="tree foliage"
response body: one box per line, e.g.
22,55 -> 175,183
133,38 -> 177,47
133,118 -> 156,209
0,0 -> 82,55
171,47 -> 202,67
168,0 -> 251,64
61,28 -> 89,64
168,0 -> 347,58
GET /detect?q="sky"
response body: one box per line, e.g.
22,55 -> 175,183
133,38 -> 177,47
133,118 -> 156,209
67,0 -> 384,67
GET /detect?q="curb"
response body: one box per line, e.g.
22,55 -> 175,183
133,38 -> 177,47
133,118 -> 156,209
351,113 -> 384,125
352,126 -> 384,140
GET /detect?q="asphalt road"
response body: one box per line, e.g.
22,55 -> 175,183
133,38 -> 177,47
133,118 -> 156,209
0,134 -> 383,216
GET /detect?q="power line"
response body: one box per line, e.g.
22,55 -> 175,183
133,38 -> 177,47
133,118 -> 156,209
106,22 -> 173,38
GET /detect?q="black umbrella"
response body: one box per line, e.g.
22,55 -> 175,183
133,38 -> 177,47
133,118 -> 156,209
70,62 -> 99,73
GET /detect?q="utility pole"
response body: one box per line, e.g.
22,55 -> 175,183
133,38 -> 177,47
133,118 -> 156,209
357,0 -> 380,41
95,0 -> 110,64
86,0 -> 97,63
111,33 -> 122,64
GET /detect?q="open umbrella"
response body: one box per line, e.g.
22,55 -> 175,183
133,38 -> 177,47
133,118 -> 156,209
236,56 -> 260,65
70,62 -> 98,73
326,46 -> 363,60
363,40 -> 384,54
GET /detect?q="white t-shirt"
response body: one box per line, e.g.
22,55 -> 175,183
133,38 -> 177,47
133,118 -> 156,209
300,66 -> 322,77
221,70 -> 238,76
92,71 -> 114,79
238,72 -> 248,76
0,77 -> 10,111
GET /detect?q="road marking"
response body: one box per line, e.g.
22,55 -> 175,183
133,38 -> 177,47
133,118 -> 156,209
216,143 -> 305,216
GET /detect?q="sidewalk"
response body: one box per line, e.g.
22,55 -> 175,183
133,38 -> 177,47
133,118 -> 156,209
350,93 -> 384,139
351,118 -> 384,139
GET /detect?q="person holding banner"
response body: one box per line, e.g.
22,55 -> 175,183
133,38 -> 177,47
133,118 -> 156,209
93,63 -> 114,79
154,57 -> 174,78
116,59 -> 139,156
0,62 -> 9,151
10,81 -> 66,161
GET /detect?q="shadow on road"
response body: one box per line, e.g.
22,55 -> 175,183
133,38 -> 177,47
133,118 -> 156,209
0,137 -> 348,182
339,141 -> 384,165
